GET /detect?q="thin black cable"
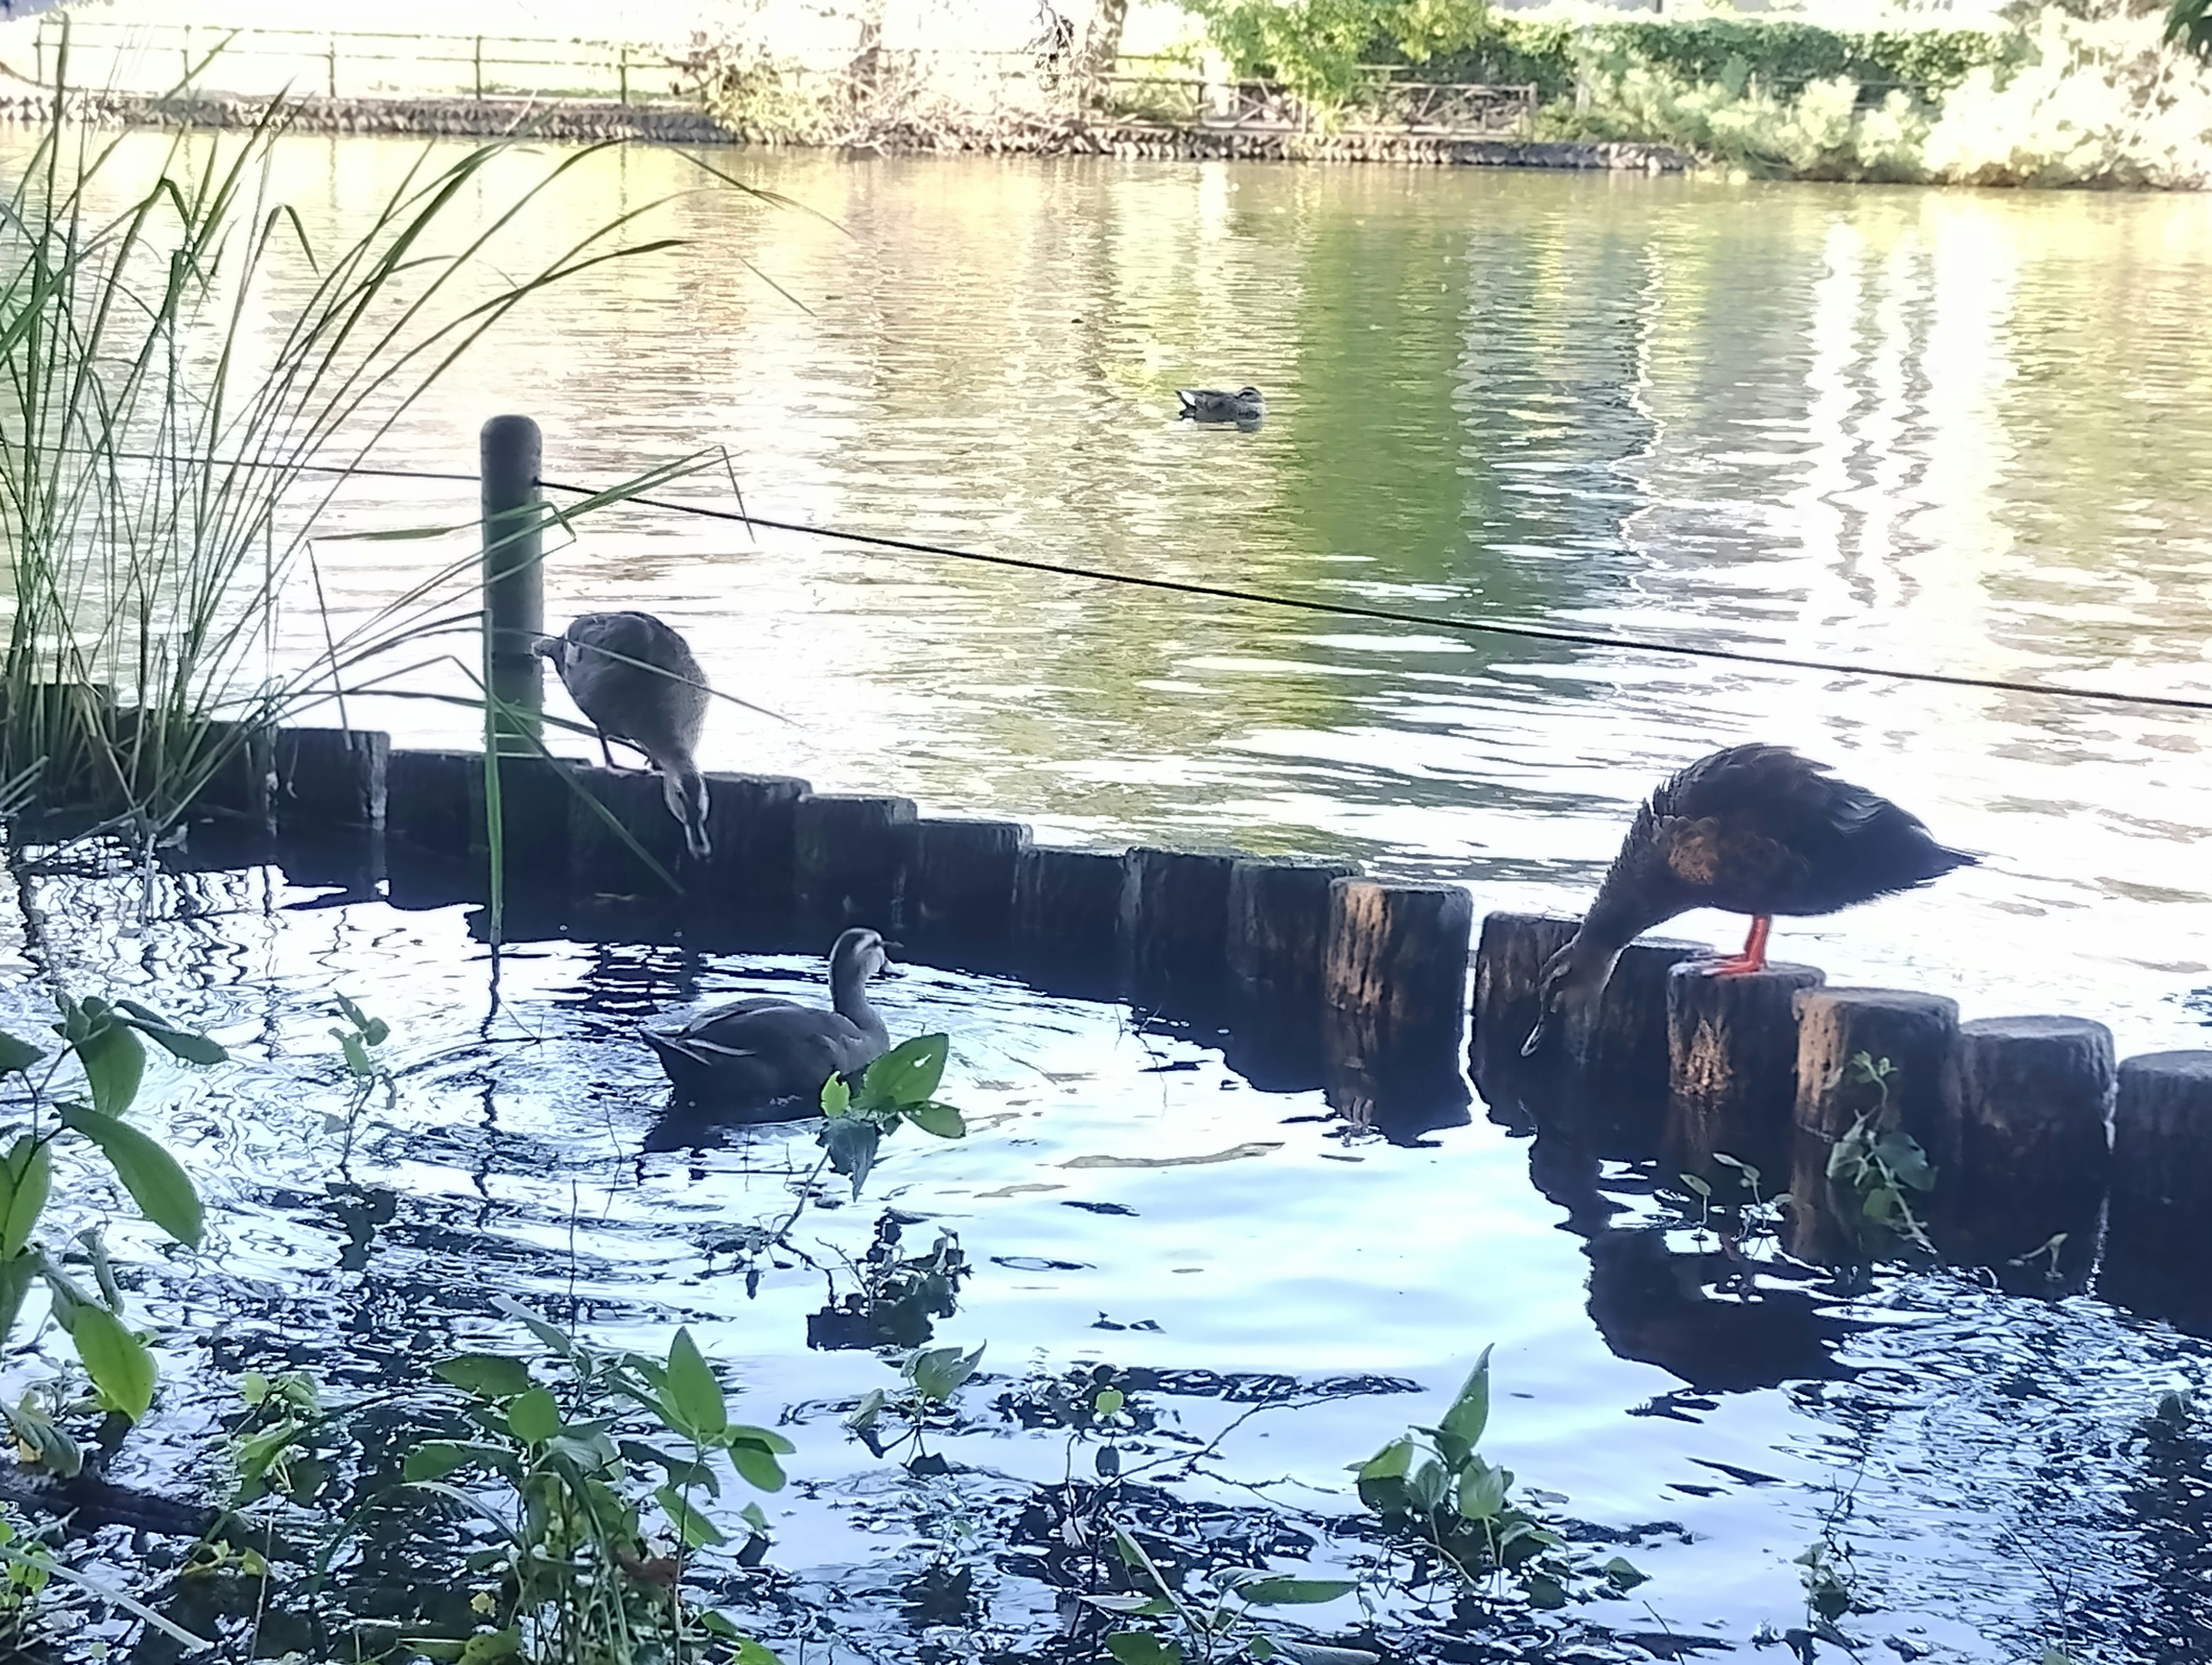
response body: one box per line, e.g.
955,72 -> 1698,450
30,442 -> 2212,716
532,478 -> 2212,719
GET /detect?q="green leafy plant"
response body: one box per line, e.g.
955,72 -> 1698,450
1090,1524 -> 1372,1665
0,994 -> 222,1436
1825,1053 -> 1936,1256
1353,1347 -> 1642,1609
845,1340 -> 987,1465
817,1034 -> 967,1199
1181,0 -> 1496,114
396,1300 -> 786,1665
231,1368 -> 328,1505
809,1212 -> 968,1350
2166,0 -> 2212,61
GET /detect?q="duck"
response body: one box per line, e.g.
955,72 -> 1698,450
1522,745 -> 1976,1057
1176,386 -> 1265,424
533,612 -> 711,860
643,927 -> 893,1107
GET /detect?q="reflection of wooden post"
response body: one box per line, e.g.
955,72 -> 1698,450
1323,879 -> 1472,1140
480,416 -> 544,754
1665,961 -> 1824,1175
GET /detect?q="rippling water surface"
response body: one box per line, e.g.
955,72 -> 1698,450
6,131 -> 2212,1662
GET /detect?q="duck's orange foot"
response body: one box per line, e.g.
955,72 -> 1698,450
1700,916 -> 1772,978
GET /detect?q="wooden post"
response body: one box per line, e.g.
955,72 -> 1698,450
903,817 -> 1030,955
618,44 -> 631,105
1223,856 -> 1359,1087
475,35 -> 485,98
195,719 -> 276,825
327,36 -> 338,100
1120,846 -> 1239,1005
566,765 -> 684,902
1011,847 -> 1127,985
1938,1016 -> 2112,1282
1569,937 -> 1709,1095
1469,912 -> 1575,1097
469,754 -> 572,892
274,727 -> 389,832
701,772 -> 810,926
1322,879 -> 1473,1141
385,748 -> 486,909
480,416 -> 544,752
1664,960 -> 1825,1179
793,794 -> 915,931
1784,988 -> 1956,1263
2100,1052 -> 2212,1323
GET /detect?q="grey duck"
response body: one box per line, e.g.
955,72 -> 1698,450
643,928 -> 893,1108
1176,386 -> 1265,424
534,611 -> 712,860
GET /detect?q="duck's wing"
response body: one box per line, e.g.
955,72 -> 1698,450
558,613 -> 707,756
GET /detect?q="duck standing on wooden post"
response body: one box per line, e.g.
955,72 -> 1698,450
643,927 -> 893,1108
1522,745 -> 1976,1057
534,611 -> 713,860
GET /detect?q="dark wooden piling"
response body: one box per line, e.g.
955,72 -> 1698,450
467,753 -> 571,890
1784,987 -> 1957,1263
793,794 -> 915,931
700,772 -> 810,923
1664,961 -> 1825,1178
1572,938 -> 1711,1098
1222,856 -> 1361,1089
481,415 -> 544,746
387,748 -> 479,857
1938,1016 -> 2113,1283
274,727 -> 388,832
903,817 -> 1031,955
1120,846 -> 1240,1007
1469,912 -> 1577,1098
565,765 -> 684,902
1011,846 -> 1127,988
1322,879 -> 1474,1142
194,719 -> 276,823
2101,1052 -> 2212,1324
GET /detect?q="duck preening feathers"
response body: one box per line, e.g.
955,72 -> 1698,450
1523,745 -> 1976,1057
534,611 -> 711,860
1176,386 -> 1265,424
643,928 -> 893,1108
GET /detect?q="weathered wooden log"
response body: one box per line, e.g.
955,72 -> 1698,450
1321,879 -> 1474,1141
903,817 -> 1031,954
1571,937 -> 1711,1096
793,793 -> 915,931
1664,961 -> 1825,1179
1227,856 -> 1361,1013
1011,846 -> 1127,980
1937,1015 -> 2113,1283
191,718 -> 276,822
1783,987 -> 1957,1264
274,726 -> 388,831
1469,912 -> 1576,1098
1120,845 -> 1240,1004
700,771 -> 810,920
387,748 -> 480,857
467,753 -> 572,890
565,765 -> 685,901
2101,1052 -> 2212,1325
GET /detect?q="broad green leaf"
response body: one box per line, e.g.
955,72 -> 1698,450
741,1501 -> 770,1533
457,1627 -> 521,1665
819,1074 -> 851,1117
1456,1457 -> 1508,1522
845,1387 -> 887,1431
619,1439 -> 720,1495
656,1482 -> 725,1548
820,1117 -> 880,1197
908,1342 -> 983,1404
730,1640 -> 782,1665
860,1034 -> 949,1109
402,1441 -> 514,1482
1354,1436 -> 1413,1482
506,1386 -> 561,1443
1524,1571 -> 1567,1610
1094,1386 -> 1126,1417
60,1106 -> 202,1248
1601,1555 -> 1648,1590
1438,1345 -> 1491,1452
73,1305 -> 156,1423
1408,1458 -> 1448,1512
0,1138 -> 51,1258
725,1423 -> 796,1455
0,1253 -> 32,1355
74,1016 -> 145,1118
114,1001 -> 227,1066
663,1327 -> 727,1440
903,1101 -> 965,1139
1232,1576 -> 1357,1606
336,993 -> 369,1030
433,1353 -> 534,1398
340,1034 -> 372,1078
4,1393 -> 82,1477
240,1371 -> 270,1406
727,1442 -> 786,1493
0,1031 -> 43,1075
1105,1634 -> 1183,1665
1680,1173 -> 1711,1200
491,1296 -> 575,1358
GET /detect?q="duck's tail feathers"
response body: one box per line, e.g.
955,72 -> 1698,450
664,765 -> 713,862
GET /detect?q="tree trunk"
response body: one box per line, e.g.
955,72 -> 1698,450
1075,0 -> 1128,111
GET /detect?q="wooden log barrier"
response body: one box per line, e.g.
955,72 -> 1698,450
192,718 -> 276,823
1937,1015 -> 2113,1283
2101,1052 -> 2212,1325
903,817 -> 1031,955
1664,960 -> 1825,1180
385,748 -> 486,911
793,793 -> 916,932
1012,846 -> 1129,989
1222,856 -> 1359,1091
565,765 -> 684,902
1784,988 -> 1957,1264
1121,845 -> 1240,1006
1571,936 -> 1710,1098
467,753 -> 572,890
274,726 -> 389,832
1322,879 -> 1474,1141
1468,912 -> 1576,1099
702,771 -> 810,922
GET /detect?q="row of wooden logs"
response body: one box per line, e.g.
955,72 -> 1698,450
162,727 -> 2212,1323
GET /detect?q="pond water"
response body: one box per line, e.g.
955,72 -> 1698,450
4,131 -> 2212,1663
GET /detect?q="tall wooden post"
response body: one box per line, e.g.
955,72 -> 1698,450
480,416 -> 544,753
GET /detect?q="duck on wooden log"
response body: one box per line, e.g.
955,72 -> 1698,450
643,927 -> 892,1110
1783,988 -> 1957,1262
2101,1052 -> 2212,1324
794,794 -> 917,931
1521,744 -> 1975,1058
1939,1015 -> 2113,1284
903,817 -> 1031,953
1664,960 -> 1825,1177
535,611 -> 713,860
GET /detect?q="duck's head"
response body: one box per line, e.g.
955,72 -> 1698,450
1520,934 -> 1623,1058
830,927 -> 892,985
1237,386 -> 1262,400
530,633 -> 567,667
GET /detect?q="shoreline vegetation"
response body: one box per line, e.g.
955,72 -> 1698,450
6,0 -> 2212,187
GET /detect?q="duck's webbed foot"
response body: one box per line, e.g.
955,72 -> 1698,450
1703,915 -> 1772,977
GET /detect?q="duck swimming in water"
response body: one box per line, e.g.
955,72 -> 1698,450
1176,386 -> 1265,424
1522,745 -> 1976,1057
534,611 -> 711,860
643,928 -> 893,1108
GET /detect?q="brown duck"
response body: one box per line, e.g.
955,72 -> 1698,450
1522,745 -> 1976,1056
534,611 -> 712,860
